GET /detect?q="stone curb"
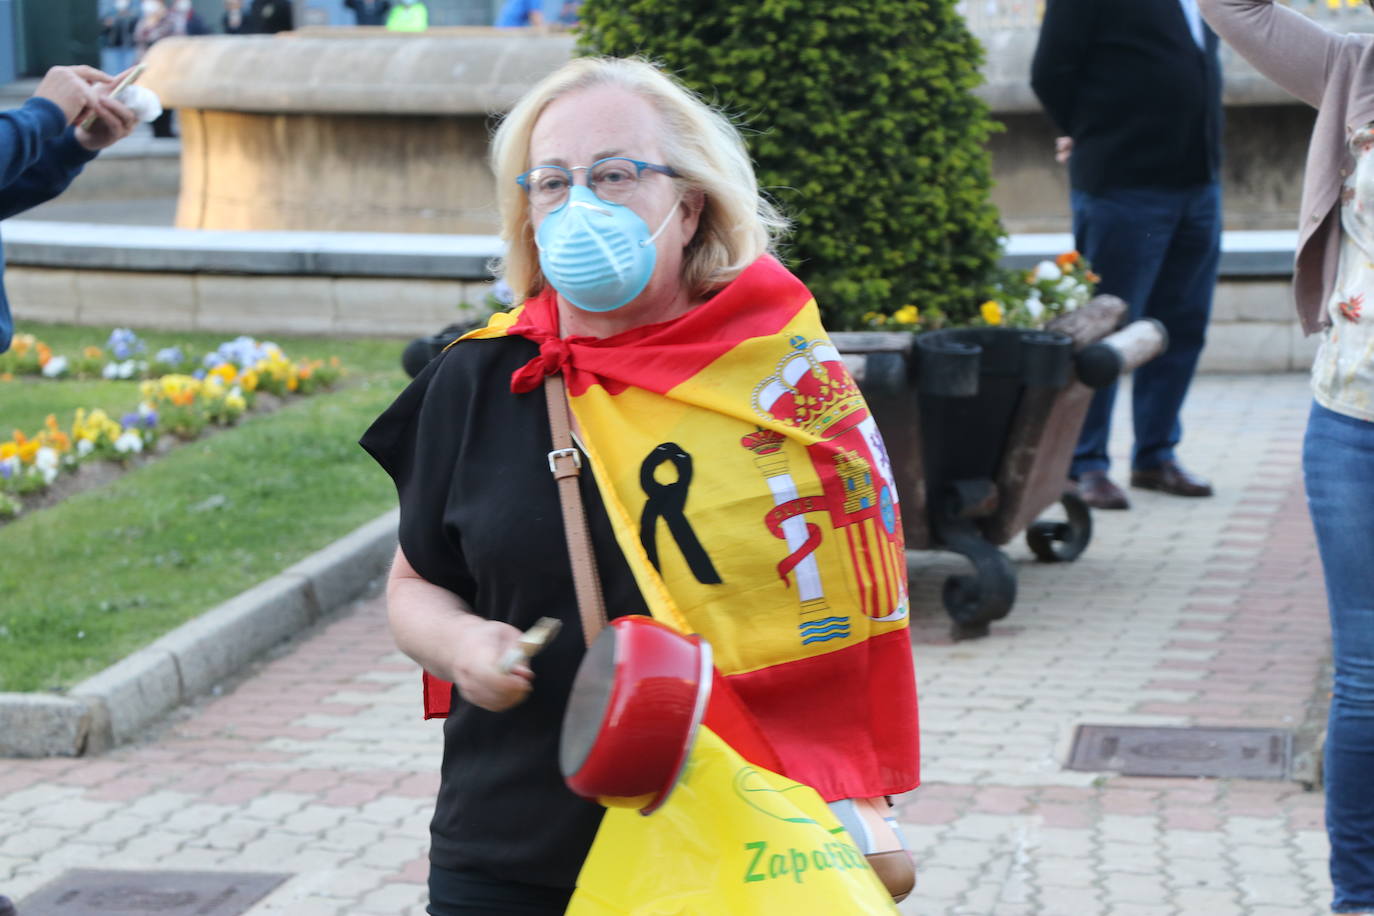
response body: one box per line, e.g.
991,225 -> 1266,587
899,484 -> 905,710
0,509 -> 398,758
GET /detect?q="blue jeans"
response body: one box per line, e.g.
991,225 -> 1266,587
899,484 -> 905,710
1069,183 -> 1221,476
100,47 -> 137,77
1304,401 -> 1374,913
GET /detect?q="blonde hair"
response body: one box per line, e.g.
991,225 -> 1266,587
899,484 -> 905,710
489,57 -> 788,303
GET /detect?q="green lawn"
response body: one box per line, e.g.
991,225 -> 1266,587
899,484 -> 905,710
0,323 -> 414,693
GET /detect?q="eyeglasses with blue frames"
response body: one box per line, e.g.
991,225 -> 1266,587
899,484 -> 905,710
516,157 -> 679,212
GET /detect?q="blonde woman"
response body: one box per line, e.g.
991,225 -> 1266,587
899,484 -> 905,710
1200,2 -> 1374,913
363,58 -> 920,913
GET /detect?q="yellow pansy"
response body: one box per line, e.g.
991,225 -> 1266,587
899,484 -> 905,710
980,300 -> 1004,326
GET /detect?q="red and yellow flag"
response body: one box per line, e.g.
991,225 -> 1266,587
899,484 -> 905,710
463,255 -> 919,801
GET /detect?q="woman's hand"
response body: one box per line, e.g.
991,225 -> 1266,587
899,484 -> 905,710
449,618 -> 534,712
386,546 -> 536,713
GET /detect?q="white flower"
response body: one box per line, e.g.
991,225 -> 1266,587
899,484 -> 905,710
102,362 -> 119,379
41,356 -> 69,378
114,430 -> 144,455
34,447 -> 58,471
138,401 -> 156,418
34,447 -> 59,484
1025,292 -> 1045,319
1032,260 -> 1063,283
76,438 -> 95,458
116,360 -> 137,379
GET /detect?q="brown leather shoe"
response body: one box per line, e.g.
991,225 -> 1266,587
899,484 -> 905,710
1073,470 -> 1130,510
1130,460 -> 1213,497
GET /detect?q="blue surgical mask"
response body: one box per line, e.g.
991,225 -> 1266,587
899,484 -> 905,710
535,185 -> 678,313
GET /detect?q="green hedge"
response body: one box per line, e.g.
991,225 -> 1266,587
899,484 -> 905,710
577,0 -> 1005,329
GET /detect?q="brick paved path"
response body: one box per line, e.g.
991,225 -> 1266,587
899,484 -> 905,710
0,373 -> 1334,915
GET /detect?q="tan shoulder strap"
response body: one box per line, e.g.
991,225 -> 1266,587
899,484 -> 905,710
543,373 -> 609,648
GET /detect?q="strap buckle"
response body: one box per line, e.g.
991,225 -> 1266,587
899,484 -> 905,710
548,447 -> 582,475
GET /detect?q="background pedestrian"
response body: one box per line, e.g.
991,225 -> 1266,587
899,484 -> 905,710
1031,0 -> 1222,510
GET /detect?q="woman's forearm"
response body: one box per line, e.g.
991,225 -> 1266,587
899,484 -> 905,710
1199,0 -> 1342,108
386,546 -> 482,682
386,546 -> 533,712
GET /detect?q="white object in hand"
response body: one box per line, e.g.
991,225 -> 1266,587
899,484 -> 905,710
117,84 -> 162,123
498,617 -> 563,674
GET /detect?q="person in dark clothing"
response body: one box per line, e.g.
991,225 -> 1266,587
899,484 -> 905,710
171,0 -> 209,34
99,0 -> 139,75
245,0 -> 293,33
345,0 -> 392,26
222,0 -> 248,33
1031,0 -> 1223,510
0,67 -> 138,352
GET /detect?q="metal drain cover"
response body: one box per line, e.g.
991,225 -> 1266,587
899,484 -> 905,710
19,869 -> 289,915
1067,725 -> 1293,779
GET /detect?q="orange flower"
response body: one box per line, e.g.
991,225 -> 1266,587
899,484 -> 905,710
1056,251 -> 1081,270
1085,270 -> 1101,284
83,346 -> 102,359
287,375 -> 299,392
44,414 -> 59,434
0,373 -> 11,382
172,389 -> 196,407
1339,292 -> 1364,322
36,343 -> 51,367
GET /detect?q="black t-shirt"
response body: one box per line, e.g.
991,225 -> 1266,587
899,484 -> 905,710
360,335 -> 647,889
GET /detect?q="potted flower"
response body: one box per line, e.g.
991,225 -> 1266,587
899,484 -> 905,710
831,251 -> 1168,637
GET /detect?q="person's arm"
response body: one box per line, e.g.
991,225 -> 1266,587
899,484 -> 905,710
1030,0 -> 1097,136
0,66 -> 131,218
1198,0 -> 1346,108
386,546 -> 534,713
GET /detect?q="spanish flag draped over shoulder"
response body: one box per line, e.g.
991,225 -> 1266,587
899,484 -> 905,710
464,255 -> 919,801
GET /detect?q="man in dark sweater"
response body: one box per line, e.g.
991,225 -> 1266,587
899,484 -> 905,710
0,66 -> 138,353
345,0 -> 392,26
1031,0 -> 1222,509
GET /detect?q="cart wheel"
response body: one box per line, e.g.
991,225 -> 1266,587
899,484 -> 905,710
939,548 -> 1017,634
1025,491 -> 1093,562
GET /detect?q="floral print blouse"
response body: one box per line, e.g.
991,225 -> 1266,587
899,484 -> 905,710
1314,124 -> 1374,421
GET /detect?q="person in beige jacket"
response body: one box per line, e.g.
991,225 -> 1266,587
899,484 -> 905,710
1199,2 -> 1374,913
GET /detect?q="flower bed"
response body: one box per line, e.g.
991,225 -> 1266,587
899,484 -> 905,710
860,251 -> 1100,331
0,329 -> 343,521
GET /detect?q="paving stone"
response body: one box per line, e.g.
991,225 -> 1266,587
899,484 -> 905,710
1108,904 -> 1177,916
1098,843 -> 1166,875
1172,887 -> 1247,915
279,806 -> 348,836
0,825 -> 74,858
1236,873 -> 1319,908
1036,884 -> 1106,914
1101,872 -> 1173,905
117,829 -> 187,860
908,864 -> 977,901
354,881 -> 427,914
354,835 -> 428,871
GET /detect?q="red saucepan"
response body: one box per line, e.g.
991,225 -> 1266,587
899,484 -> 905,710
559,615 -> 713,815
